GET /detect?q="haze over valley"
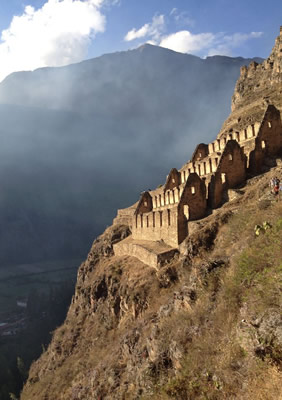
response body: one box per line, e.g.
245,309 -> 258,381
0,45 -> 262,265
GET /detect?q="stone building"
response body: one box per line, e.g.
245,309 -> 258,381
114,103 -> 282,255
114,28 -> 282,266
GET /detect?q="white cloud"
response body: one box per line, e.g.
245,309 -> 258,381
124,15 -> 165,42
160,31 -> 215,54
159,30 -> 263,57
207,31 -> 263,56
125,10 -> 262,57
0,0 -> 107,82
169,8 -> 194,28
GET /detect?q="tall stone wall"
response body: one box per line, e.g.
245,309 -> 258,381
132,173 -> 207,246
132,206 -> 179,247
258,105 -> 282,157
177,173 -> 207,243
217,140 -> 246,188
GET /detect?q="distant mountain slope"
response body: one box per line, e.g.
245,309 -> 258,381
0,44 -> 263,116
0,45 -> 263,265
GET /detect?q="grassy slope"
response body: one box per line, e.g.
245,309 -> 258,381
148,171 -> 282,399
21,164 -> 282,400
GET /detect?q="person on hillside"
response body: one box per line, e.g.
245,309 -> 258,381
274,180 -> 280,201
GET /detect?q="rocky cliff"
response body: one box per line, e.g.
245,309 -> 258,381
21,166 -> 282,400
219,28 -> 282,137
21,32 -> 282,400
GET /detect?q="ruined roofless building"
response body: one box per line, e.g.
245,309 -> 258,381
113,28 -> 282,267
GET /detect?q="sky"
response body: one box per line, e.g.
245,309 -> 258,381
0,0 -> 281,82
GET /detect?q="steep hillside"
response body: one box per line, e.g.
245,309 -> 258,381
20,33 -> 282,399
0,46 -> 261,265
21,161 -> 282,400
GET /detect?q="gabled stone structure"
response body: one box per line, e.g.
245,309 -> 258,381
114,102 -> 282,257
113,28 -> 282,265
131,172 -> 207,247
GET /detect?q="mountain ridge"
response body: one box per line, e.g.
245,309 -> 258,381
0,45 -> 263,113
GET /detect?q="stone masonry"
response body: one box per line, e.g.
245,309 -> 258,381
113,28 -> 282,265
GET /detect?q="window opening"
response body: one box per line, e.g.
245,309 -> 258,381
251,124 -> 255,136
209,158 -> 212,173
184,205 -> 189,219
159,211 -> 163,227
166,191 -> 169,205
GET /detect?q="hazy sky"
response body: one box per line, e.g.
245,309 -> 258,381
0,0 -> 281,82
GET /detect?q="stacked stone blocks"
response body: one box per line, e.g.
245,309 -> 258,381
127,104 -> 282,248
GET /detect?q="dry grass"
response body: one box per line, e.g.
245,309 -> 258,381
145,199 -> 282,400
22,168 -> 282,400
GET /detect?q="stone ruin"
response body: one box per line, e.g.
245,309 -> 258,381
113,29 -> 282,268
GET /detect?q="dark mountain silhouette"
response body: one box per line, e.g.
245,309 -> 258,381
0,45 -> 263,265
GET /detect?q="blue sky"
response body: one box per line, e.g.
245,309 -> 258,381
0,0 -> 281,81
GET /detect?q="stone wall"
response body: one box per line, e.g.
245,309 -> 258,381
114,28 -> 282,258
113,237 -> 179,269
177,173 -> 207,243
259,105 -> 282,157
129,103 -> 282,246
132,172 -> 207,247
132,205 -> 179,247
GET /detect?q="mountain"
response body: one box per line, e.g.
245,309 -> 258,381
20,33 -> 282,399
0,45 -> 263,265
